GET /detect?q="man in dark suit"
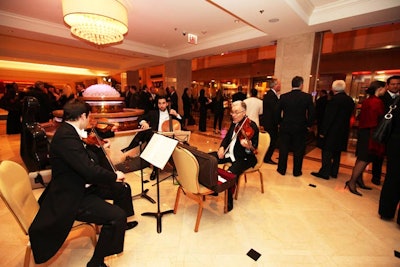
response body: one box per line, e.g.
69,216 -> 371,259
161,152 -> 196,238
29,99 -> 137,267
372,75 -> 400,185
261,78 -> 281,164
232,85 -> 247,102
311,80 -> 355,179
169,86 -> 179,111
210,100 -> 259,211
121,95 -> 182,179
276,76 -> 315,177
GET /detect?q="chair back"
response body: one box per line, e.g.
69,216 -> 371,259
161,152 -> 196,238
172,146 -> 200,193
0,160 -> 40,235
253,131 -> 270,170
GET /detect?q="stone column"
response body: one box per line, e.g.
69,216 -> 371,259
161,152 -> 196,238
274,32 -> 316,94
164,59 -> 192,115
126,70 -> 140,88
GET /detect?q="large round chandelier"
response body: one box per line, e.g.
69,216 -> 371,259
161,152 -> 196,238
62,0 -> 128,46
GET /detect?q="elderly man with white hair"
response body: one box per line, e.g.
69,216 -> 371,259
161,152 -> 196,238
311,80 -> 355,180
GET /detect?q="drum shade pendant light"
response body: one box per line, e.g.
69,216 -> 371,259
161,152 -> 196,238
62,0 -> 128,46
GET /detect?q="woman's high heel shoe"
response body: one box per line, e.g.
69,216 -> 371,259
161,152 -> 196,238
356,180 -> 372,190
345,181 -> 362,196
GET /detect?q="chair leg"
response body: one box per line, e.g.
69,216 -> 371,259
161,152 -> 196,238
234,175 -> 241,200
173,186 -> 182,214
259,170 -> 264,193
224,189 -> 228,213
24,244 -> 31,267
194,197 -> 204,232
244,173 -> 247,183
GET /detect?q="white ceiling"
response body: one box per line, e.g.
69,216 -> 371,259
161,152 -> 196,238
0,0 -> 399,84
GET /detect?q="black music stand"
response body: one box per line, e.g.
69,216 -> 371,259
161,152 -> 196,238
140,133 -> 178,233
132,141 -> 156,203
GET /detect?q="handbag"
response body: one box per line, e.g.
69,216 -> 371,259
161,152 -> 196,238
372,96 -> 399,143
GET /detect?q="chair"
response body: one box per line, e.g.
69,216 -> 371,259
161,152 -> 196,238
172,146 -> 227,232
0,160 -> 97,267
224,131 -> 270,200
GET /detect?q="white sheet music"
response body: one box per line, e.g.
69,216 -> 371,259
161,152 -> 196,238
140,133 -> 178,169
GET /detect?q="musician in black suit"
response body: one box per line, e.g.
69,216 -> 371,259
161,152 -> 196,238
210,100 -> 259,211
371,75 -> 400,185
261,78 -> 281,164
311,80 -> 355,179
29,99 -> 136,267
121,95 -> 182,179
276,76 -> 315,177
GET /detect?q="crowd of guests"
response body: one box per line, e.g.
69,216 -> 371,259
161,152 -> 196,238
1,75 -> 399,266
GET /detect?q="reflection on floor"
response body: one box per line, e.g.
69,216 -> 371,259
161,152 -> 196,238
0,119 -> 399,267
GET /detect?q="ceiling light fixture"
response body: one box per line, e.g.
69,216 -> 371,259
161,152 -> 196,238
62,0 -> 128,46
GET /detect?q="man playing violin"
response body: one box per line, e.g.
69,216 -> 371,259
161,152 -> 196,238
29,99 -> 137,267
210,100 -> 259,211
121,95 -> 182,180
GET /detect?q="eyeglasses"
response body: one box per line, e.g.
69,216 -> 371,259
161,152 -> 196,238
230,110 -> 245,115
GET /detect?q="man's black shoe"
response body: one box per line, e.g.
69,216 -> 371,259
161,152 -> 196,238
277,169 -> 285,176
311,172 -> 329,180
150,170 -> 156,180
264,159 -> 277,165
126,221 -> 138,230
87,260 -> 108,267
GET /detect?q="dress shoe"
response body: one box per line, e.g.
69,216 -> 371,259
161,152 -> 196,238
126,221 -> 138,230
264,159 -> 277,165
277,169 -> 285,176
150,170 -> 156,180
371,178 -> 381,186
330,174 -> 337,179
293,172 -> 302,177
380,215 -> 392,221
311,172 -> 329,180
344,181 -> 362,196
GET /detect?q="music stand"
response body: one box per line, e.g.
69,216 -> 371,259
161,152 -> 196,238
140,133 -> 178,233
152,130 -> 191,186
132,141 -> 156,203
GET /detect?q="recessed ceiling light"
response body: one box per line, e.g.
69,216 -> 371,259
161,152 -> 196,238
234,19 -> 240,23
269,18 -> 279,23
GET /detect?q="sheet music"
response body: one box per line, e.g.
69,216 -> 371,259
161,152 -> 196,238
140,133 -> 178,169
218,175 -> 227,183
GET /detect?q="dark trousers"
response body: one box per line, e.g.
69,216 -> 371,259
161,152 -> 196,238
76,190 -> 127,258
278,131 -> 306,176
264,128 -> 277,162
372,157 -> 384,182
378,153 -> 400,224
319,149 -> 341,177
213,111 -> 223,130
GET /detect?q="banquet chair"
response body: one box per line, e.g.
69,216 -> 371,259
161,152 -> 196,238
0,160 -> 97,267
224,131 -> 270,200
172,146 -> 222,232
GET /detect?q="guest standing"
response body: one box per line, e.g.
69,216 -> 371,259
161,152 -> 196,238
276,76 -> 315,177
182,87 -> 192,128
198,89 -> 209,132
311,80 -> 354,179
244,88 -> 263,127
345,81 -> 386,196
371,75 -> 400,185
261,78 -> 281,164
232,85 -> 246,102
378,93 -> 400,224
212,89 -> 225,133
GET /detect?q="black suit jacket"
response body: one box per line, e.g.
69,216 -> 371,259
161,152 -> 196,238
320,92 -> 355,151
277,89 -> 315,133
220,117 -> 259,167
261,89 -> 279,133
29,123 -> 117,263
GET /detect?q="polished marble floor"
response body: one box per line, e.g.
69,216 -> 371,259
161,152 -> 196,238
0,115 -> 399,266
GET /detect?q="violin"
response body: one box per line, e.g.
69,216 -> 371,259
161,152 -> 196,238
82,131 -> 106,146
234,117 -> 257,154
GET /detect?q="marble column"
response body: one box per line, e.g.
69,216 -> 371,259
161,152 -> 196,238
274,32 -> 316,94
164,59 -> 192,115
